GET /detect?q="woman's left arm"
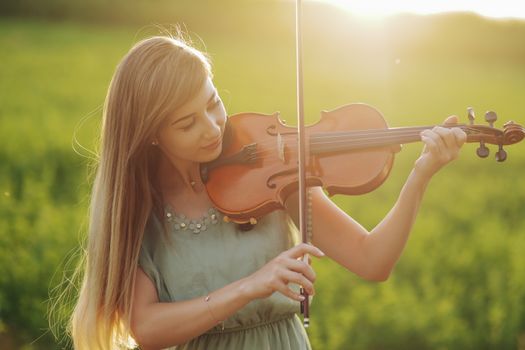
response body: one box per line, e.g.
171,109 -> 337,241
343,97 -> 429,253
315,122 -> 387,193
285,116 -> 467,281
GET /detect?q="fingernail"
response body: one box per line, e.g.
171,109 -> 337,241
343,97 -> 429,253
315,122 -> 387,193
299,295 -> 305,301
318,249 -> 325,256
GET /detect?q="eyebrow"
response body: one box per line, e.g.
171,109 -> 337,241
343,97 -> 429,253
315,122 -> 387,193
171,90 -> 218,125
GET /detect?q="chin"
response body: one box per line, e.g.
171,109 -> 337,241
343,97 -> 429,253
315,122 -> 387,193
200,146 -> 223,163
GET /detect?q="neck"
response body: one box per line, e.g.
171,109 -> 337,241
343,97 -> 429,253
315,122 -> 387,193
309,124 -> 472,154
157,155 -> 203,194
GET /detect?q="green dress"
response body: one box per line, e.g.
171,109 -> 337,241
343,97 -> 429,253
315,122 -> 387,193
138,207 -> 312,350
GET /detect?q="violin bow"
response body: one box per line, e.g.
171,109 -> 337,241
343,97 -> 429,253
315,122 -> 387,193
295,0 -> 310,328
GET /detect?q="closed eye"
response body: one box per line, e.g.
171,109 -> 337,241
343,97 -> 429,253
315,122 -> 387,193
208,98 -> 222,110
173,93 -> 221,131
181,119 -> 195,131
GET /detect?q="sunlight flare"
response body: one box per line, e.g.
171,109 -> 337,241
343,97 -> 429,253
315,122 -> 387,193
317,0 -> 525,20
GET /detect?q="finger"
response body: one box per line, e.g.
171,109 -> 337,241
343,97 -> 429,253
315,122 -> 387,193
285,258 -> 316,283
452,127 -> 467,148
443,115 -> 459,126
302,254 -> 309,266
282,270 -> 315,295
433,126 -> 458,151
286,243 -> 324,259
429,127 -> 448,154
421,135 -> 441,159
276,281 -> 305,301
421,130 -> 444,157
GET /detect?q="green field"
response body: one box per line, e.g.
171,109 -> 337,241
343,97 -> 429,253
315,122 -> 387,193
1,3 -> 525,349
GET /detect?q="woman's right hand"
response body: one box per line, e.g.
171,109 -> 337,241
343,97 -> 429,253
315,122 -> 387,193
240,243 -> 325,302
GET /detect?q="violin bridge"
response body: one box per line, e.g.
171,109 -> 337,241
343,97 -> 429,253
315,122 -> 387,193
277,132 -> 286,162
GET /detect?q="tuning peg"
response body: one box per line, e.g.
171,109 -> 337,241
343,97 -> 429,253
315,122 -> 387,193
476,141 -> 490,158
467,107 -> 475,125
485,111 -> 497,127
495,144 -> 507,162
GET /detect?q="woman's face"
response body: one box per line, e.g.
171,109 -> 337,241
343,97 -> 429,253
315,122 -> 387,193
157,78 -> 227,167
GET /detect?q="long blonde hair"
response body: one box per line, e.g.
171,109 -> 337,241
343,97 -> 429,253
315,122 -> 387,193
67,35 -> 212,349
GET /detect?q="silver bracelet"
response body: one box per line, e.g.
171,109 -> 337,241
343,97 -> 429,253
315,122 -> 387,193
204,295 -> 225,330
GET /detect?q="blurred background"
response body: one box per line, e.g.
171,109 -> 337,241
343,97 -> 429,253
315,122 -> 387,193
1,0 -> 524,349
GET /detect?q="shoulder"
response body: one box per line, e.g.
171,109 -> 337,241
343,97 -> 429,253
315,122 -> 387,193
140,211 -> 165,253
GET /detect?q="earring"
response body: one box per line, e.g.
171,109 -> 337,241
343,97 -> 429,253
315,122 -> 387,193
152,140 -> 159,146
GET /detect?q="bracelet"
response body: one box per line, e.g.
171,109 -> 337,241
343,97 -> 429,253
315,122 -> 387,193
204,295 -> 225,330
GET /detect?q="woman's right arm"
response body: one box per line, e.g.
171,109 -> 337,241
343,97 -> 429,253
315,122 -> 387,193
130,243 -> 324,349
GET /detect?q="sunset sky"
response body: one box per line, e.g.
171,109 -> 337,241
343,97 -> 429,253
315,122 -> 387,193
318,0 -> 525,19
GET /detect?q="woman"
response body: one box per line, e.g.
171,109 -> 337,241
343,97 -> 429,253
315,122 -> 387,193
69,35 -> 466,349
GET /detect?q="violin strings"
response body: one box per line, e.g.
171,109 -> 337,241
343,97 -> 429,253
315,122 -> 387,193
242,126 -> 430,148
308,127 -> 482,147
239,131 -> 481,161
225,126 -> 485,169
311,125 -> 444,138
309,125 -> 480,141
236,124 -> 481,152
238,125 -> 482,158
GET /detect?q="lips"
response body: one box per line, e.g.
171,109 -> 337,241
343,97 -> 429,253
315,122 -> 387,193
202,137 -> 222,150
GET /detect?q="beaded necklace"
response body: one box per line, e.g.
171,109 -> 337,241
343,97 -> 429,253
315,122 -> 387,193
165,206 -> 221,234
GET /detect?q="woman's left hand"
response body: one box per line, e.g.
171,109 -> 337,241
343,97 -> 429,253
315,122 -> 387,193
414,115 -> 467,180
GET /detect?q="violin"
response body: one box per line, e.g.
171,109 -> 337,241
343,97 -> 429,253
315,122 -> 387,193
201,103 -> 524,224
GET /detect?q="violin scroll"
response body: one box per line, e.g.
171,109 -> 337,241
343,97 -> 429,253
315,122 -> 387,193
464,107 -> 524,162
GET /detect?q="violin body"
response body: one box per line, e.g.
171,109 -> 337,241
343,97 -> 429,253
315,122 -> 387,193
202,103 -> 402,223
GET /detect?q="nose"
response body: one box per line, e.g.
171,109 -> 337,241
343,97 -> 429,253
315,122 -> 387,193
202,110 -> 224,140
